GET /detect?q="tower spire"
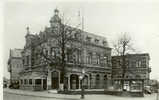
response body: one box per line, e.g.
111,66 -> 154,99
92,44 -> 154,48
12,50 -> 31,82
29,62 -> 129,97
82,15 -> 84,31
26,26 -> 30,34
54,8 -> 59,15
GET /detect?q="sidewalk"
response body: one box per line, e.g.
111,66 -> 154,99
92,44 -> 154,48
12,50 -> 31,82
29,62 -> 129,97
3,88 -> 156,100
3,88 -> 80,100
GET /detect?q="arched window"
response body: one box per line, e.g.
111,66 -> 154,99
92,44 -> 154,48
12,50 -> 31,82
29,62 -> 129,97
104,75 -> 107,80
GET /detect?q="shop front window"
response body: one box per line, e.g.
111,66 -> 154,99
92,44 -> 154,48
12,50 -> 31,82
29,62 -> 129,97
35,79 -> 41,85
24,79 -> 27,84
29,79 -> 32,85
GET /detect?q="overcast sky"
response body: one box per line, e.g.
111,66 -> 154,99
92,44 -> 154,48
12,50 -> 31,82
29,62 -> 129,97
3,1 -> 159,80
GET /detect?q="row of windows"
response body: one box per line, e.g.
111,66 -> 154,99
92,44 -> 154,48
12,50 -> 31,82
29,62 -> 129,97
112,59 -> 148,68
86,53 -> 108,65
114,75 -> 146,79
20,79 -> 42,85
29,47 -> 110,66
12,64 -> 23,68
23,56 -> 30,65
89,74 -> 110,80
39,25 -> 107,47
23,47 -> 109,67
86,36 -> 107,46
20,75 -> 109,85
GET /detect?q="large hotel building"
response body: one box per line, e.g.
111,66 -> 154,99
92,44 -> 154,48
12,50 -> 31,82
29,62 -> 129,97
12,9 -> 112,90
8,9 -> 151,91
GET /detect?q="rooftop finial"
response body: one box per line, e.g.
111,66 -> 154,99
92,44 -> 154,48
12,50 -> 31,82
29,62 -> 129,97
26,26 -> 30,34
54,8 -> 59,15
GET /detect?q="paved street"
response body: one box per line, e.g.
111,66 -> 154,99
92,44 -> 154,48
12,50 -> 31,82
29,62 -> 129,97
3,91 -> 157,100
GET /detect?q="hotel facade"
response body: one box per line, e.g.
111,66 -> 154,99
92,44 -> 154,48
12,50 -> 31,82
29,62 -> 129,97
8,9 -> 151,91
18,9 -> 112,91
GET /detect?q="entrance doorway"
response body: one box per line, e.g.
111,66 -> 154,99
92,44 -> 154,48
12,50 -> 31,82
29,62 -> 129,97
83,75 -> 88,89
96,74 -> 100,88
104,75 -> 107,88
51,71 -> 59,89
43,79 -> 47,90
70,74 -> 79,89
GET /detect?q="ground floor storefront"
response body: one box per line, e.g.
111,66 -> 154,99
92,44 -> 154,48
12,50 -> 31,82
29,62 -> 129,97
19,68 -> 111,91
109,79 -> 145,92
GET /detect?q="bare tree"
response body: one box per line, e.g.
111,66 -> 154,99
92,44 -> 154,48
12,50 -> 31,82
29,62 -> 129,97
30,10 -> 82,90
113,33 -> 135,90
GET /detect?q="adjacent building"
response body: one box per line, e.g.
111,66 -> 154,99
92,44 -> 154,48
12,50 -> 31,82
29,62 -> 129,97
8,49 -> 23,86
111,53 -> 151,91
18,9 -> 112,91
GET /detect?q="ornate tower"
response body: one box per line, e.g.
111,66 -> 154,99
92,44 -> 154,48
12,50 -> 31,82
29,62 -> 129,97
49,9 -> 61,28
25,27 -> 34,47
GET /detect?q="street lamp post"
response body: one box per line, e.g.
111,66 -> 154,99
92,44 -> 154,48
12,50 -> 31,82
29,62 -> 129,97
79,69 -> 85,99
156,82 -> 159,100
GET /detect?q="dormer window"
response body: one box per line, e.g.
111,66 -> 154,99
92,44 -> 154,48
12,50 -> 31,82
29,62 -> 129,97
103,41 -> 107,46
95,39 -> 99,44
86,36 -> 91,42
74,33 -> 81,40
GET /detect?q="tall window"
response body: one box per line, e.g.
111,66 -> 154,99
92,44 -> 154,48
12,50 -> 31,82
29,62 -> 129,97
76,50 -> 81,64
136,60 -> 141,67
96,74 -> 100,88
50,47 -> 56,57
102,54 -> 108,65
26,56 -> 29,65
29,79 -> 32,85
96,54 -> 100,64
24,79 -> 27,84
67,49 -> 73,63
96,74 -> 100,80
21,80 -> 23,84
87,52 -> 92,64
22,59 -> 25,65
141,59 -> 146,67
